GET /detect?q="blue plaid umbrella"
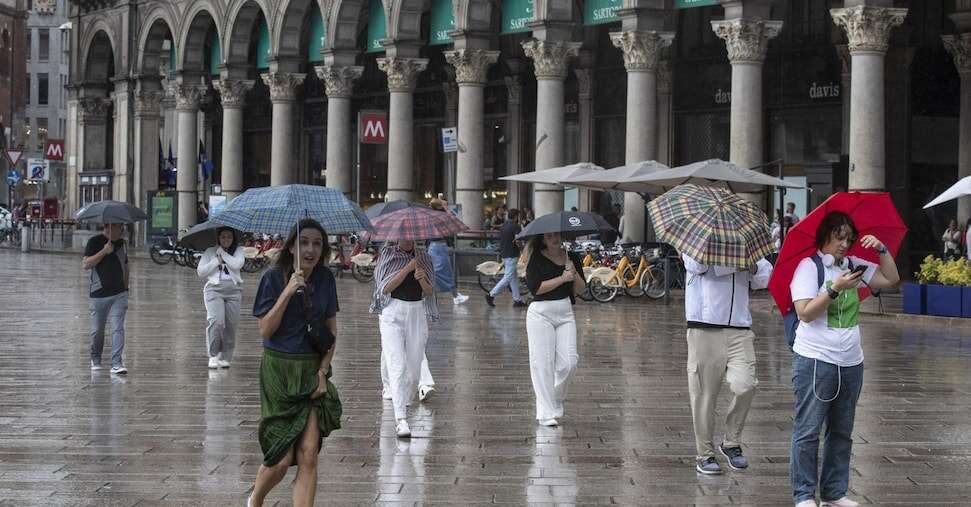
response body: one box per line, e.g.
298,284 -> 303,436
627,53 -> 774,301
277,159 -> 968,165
212,185 -> 371,235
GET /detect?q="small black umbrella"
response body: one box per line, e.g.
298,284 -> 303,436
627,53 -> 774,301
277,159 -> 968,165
75,200 -> 149,224
516,211 -> 615,239
179,220 -> 238,251
365,200 -> 427,219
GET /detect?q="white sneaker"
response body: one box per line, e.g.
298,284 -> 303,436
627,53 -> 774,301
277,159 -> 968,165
110,365 -> 128,375
90,360 -> 102,371
795,501 -> 817,507
821,498 -> 859,507
396,419 -> 411,438
418,385 -> 435,402
208,357 -> 219,369
382,388 -> 393,400
218,359 -> 231,369
453,293 -> 469,304
538,418 -> 559,427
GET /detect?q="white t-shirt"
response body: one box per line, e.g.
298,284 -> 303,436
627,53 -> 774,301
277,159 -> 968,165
789,254 -> 877,367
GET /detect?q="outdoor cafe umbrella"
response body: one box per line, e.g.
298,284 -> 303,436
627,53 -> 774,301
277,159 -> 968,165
212,184 -> 371,236
767,192 -> 907,316
75,200 -> 149,224
178,220 -> 239,251
559,160 -> 670,196
499,162 -> 604,186
647,184 -> 773,270
368,206 -> 468,242
516,211 -> 615,239
922,175 -> 971,209
629,159 -> 806,193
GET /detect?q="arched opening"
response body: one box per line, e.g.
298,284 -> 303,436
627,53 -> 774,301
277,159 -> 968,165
140,19 -> 175,190
80,30 -> 116,205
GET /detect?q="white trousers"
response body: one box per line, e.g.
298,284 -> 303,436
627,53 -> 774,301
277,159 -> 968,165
379,299 -> 429,419
526,298 -> 579,421
383,354 -> 434,392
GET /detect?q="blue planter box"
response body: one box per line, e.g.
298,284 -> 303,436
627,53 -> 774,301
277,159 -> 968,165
963,287 -> 971,318
926,284 -> 963,317
902,283 -> 926,315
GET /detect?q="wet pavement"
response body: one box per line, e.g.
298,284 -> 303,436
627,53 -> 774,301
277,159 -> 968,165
1,249 -> 971,506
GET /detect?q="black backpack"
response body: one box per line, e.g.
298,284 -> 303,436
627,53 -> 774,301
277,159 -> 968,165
782,254 -> 854,349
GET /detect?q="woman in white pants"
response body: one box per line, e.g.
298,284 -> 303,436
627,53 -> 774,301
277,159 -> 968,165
371,240 -> 438,438
523,232 -> 586,427
196,227 -> 245,369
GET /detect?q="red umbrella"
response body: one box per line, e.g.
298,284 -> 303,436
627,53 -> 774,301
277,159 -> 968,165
768,192 -> 908,316
368,206 -> 469,241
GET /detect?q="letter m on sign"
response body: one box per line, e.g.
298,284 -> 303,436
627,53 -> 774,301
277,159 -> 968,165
360,111 -> 387,144
45,139 -> 65,161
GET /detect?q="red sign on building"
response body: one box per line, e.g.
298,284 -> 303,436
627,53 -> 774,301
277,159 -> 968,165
359,112 -> 387,144
44,139 -> 65,161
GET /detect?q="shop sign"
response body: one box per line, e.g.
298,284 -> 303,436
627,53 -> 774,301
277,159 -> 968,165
366,0 -> 387,53
714,88 -> 731,105
675,0 -> 719,8
809,81 -> 840,100
429,0 -> 454,45
501,0 -> 533,34
584,0 -> 621,26
307,8 -> 326,62
148,190 -> 177,235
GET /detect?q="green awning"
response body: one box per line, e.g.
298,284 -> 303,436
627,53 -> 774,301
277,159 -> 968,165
429,0 -> 454,46
583,0 -> 621,25
307,8 -> 325,62
256,18 -> 270,69
366,0 -> 387,53
168,40 -> 176,78
208,30 -> 221,75
500,0 -> 532,35
675,0 -> 719,8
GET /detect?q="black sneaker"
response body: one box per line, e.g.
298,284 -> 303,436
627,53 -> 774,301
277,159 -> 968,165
485,294 -> 495,307
513,300 -> 527,308
718,444 -> 749,470
695,456 -> 722,475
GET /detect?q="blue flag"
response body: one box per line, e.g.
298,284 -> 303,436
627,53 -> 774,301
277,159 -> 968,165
198,140 -> 214,180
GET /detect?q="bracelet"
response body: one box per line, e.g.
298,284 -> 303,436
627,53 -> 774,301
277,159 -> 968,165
877,245 -> 888,255
826,287 -> 840,300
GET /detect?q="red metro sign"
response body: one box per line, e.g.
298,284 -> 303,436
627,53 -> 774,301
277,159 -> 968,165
360,112 -> 387,144
45,139 -> 65,161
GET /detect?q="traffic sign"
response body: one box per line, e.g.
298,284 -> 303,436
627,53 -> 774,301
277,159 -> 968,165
5,150 -> 23,166
44,139 -> 64,160
441,127 -> 458,153
360,111 -> 387,144
6,170 -> 20,187
27,159 -> 50,182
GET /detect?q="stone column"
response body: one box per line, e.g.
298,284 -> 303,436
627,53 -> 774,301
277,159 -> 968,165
316,66 -> 363,196
657,59 -> 673,167
504,75 -> 524,210
377,57 -> 428,202
522,40 -> 581,217
213,80 -> 254,200
261,72 -> 306,186
79,97 -> 111,172
66,98 -> 79,213
133,90 -> 163,208
944,33 -> 971,223
574,67 -> 594,212
172,83 -> 205,231
111,80 -> 133,203
830,5 -> 907,191
712,18 -> 781,194
611,31 -> 673,242
445,49 -> 499,227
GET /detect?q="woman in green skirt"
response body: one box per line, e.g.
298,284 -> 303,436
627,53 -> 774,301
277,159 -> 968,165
248,219 -> 342,507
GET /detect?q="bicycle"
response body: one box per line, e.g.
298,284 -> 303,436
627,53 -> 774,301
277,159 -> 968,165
586,245 -> 663,303
476,257 -> 529,296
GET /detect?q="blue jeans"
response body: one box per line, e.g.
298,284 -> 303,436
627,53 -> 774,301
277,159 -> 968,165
489,257 -> 522,301
427,241 -> 456,294
790,353 -> 864,503
90,292 -> 129,367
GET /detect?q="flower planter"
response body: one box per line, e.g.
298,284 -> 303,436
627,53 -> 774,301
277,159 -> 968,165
963,287 -> 971,318
901,283 -> 926,315
926,284 -> 963,317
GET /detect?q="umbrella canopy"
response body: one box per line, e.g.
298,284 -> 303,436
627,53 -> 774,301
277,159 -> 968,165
369,206 -> 468,241
647,184 -> 773,270
365,200 -> 427,219
560,160 -> 670,195
179,220 -> 239,251
923,175 -> 971,209
767,192 -> 908,316
516,211 -> 614,239
212,184 -> 371,235
75,200 -> 149,224
499,162 -> 604,186
630,159 -> 806,193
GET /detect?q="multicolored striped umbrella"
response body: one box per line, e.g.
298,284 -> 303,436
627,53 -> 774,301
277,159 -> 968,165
212,185 -> 371,235
647,184 -> 773,269
368,206 -> 468,241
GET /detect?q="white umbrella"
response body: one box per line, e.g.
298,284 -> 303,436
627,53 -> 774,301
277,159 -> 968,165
628,159 -> 806,193
559,160 -> 670,196
923,175 -> 971,209
499,162 -> 604,186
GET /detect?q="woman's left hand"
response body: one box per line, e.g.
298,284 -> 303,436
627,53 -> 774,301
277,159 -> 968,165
859,235 -> 885,252
310,369 -> 327,399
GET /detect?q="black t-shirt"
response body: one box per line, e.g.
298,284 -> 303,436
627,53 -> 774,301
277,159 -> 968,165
526,251 -> 584,303
499,222 -> 521,259
391,271 -> 423,301
84,235 -> 128,298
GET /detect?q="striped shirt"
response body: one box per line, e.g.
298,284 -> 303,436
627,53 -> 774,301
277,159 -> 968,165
370,245 -> 439,322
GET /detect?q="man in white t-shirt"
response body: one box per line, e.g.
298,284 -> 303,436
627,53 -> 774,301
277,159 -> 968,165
788,211 -> 899,507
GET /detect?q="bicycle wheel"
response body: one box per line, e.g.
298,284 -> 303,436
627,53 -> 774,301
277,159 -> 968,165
185,250 -> 200,269
624,268 -> 645,298
352,263 -> 374,283
589,278 -> 618,303
173,249 -> 186,266
150,244 -> 172,265
478,272 -> 499,292
577,285 -> 594,302
641,265 -> 667,300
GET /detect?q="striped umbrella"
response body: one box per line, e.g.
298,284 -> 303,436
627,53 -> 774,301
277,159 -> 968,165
212,185 -> 371,236
368,206 -> 468,241
647,184 -> 773,269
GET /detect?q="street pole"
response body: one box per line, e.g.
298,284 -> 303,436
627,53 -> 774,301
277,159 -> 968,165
355,113 -> 361,206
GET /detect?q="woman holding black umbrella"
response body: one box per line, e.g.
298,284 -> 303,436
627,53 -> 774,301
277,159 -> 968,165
196,227 -> 245,369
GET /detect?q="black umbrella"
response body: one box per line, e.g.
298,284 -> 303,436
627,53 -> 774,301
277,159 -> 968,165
179,220 -> 238,251
365,200 -> 427,219
516,211 -> 615,239
75,200 -> 149,224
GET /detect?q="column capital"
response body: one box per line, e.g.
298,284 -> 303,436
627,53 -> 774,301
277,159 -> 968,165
170,83 -> 206,111
609,31 -> 674,72
711,18 -> 782,64
521,40 -> 581,80
444,49 -> 500,86
830,6 -> 908,55
314,65 -> 363,98
79,97 -> 111,125
377,57 -> 429,92
133,91 -> 163,117
943,33 -> 971,76
213,79 -> 255,108
261,72 -> 307,102
504,75 -> 523,105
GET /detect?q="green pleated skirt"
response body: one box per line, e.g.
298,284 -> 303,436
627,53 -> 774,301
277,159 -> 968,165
258,348 -> 342,467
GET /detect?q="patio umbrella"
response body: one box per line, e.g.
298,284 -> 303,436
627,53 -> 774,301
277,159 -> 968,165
923,175 -> 971,209
212,184 -> 371,236
559,161 -> 670,196
179,220 -> 238,251
365,200 -> 427,219
516,211 -> 614,239
368,206 -> 469,241
75,200 -> 149,224
630,159 -> 806,193
499,162 -> 605,186
647,184 -> 773,270
768,192 -> 907,316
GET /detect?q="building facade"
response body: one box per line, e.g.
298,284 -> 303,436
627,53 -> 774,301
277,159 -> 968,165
0,0 -> 27,208
66,0 -> 966,268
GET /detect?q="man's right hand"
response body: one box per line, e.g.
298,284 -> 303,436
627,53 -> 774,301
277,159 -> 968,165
102,241 -> 115,255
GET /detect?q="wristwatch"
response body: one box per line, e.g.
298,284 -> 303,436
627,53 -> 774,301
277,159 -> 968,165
877,245 -> 889,255
826,287 -> 840,300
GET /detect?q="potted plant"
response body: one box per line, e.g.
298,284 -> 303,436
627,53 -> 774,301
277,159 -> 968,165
919,255 -> 966,317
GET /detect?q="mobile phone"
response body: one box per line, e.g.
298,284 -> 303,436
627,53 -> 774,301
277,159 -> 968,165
850,265 -> 867,276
